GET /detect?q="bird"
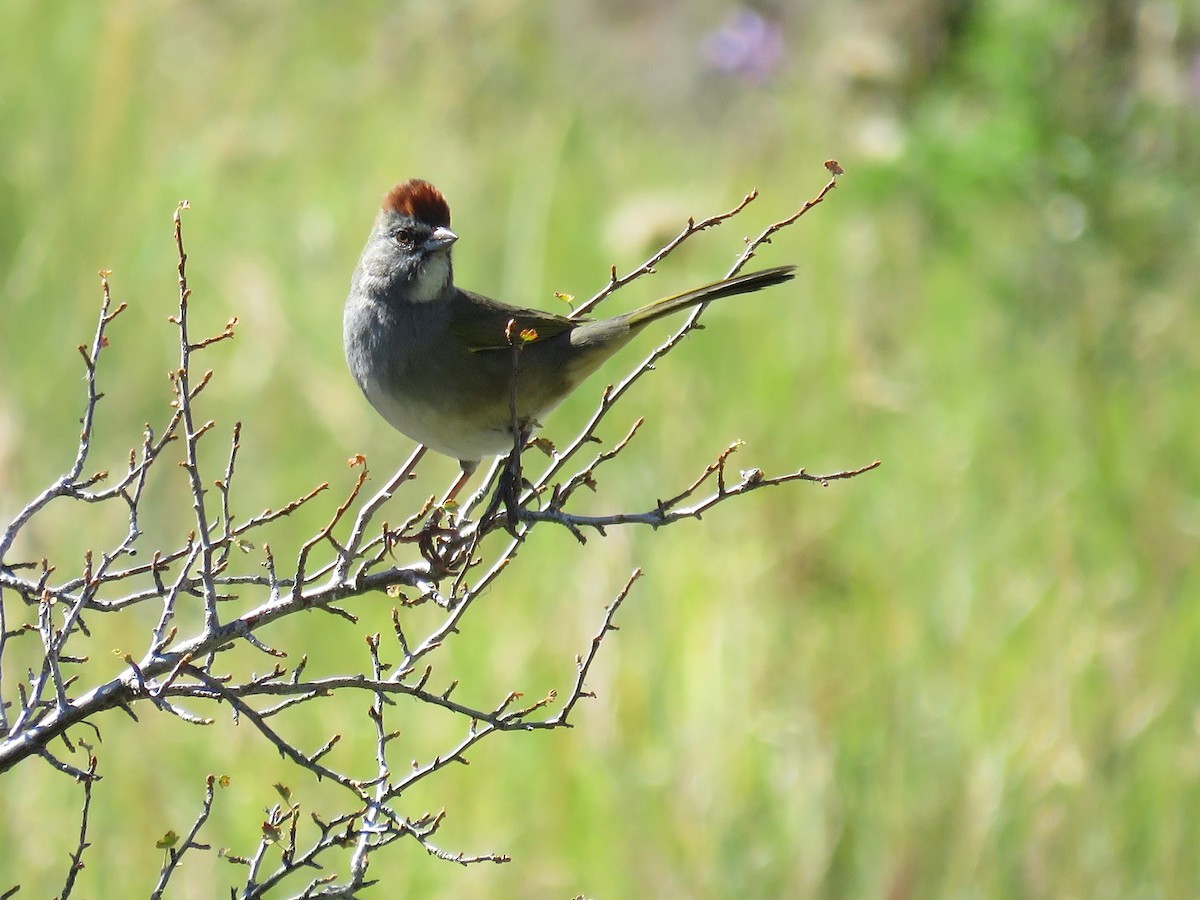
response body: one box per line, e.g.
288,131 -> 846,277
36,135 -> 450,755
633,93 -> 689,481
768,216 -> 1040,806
343,178 -> 795,501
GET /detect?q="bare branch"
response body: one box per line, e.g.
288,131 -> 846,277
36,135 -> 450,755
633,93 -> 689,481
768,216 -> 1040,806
150,773 -> 219,900
58,754 -> 98,900
0,171 -> 871,897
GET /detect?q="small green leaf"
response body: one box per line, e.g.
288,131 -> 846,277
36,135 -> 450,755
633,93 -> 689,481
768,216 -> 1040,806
156,830 -> 180,849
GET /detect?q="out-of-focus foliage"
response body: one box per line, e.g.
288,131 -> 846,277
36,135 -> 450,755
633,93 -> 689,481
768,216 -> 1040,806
1,1 -> 1198,897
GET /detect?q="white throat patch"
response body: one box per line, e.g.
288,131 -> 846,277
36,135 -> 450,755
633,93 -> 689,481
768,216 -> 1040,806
410,254 -> 451,303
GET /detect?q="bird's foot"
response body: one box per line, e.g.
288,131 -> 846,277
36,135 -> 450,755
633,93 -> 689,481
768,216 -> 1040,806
384,508 -> 472,575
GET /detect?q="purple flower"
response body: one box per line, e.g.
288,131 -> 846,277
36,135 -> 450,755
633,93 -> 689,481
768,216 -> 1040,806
701,9 -> 785,85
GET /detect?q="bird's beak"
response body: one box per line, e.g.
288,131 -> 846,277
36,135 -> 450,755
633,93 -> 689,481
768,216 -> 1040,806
424,226 -> 458,254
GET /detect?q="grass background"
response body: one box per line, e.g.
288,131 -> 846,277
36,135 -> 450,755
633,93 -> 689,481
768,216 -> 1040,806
2,1 -> 1199,897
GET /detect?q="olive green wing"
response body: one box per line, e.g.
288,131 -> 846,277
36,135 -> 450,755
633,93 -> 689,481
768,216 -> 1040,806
449,288 -> 585,352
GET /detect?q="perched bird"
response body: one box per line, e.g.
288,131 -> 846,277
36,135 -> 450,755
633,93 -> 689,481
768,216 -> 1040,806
343,179 -> 795,498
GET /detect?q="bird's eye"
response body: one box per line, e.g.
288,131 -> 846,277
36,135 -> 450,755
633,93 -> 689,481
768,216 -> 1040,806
392,228 -> 416,248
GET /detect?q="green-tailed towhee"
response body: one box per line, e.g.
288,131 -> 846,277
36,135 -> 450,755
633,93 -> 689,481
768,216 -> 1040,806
343,179 -> 795,492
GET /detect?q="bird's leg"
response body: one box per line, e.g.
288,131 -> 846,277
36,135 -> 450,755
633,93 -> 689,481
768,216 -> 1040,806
479,318 -> 532,533
501,421 -> 533,523
479,420 -> 532,536
440,463 -> 477,508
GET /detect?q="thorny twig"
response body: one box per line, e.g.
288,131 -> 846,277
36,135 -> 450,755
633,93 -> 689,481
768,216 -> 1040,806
150,773 -> 218,900
0,167 -> 875,897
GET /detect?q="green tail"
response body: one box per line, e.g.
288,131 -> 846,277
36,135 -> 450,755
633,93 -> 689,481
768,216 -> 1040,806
625,265 -> 797,328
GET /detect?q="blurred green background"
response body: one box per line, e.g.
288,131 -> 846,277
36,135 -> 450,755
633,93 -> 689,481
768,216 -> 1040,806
2,1 -> 1199,897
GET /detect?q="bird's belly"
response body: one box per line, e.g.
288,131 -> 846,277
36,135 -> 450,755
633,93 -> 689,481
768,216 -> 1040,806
360,371 -> 518,461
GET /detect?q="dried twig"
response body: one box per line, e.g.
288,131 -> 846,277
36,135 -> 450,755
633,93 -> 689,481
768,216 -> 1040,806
0,169 -> 873,897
